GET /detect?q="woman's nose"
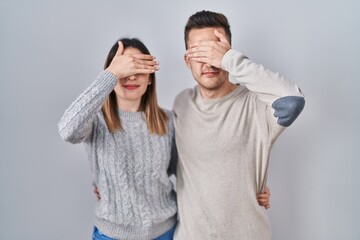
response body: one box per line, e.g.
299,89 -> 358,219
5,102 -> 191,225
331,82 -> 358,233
127,75 -> 136,81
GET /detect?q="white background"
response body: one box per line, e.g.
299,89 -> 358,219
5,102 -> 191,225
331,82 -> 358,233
0,0 -> 359,239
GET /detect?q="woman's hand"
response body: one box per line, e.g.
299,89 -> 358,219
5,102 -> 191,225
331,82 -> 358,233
106,41 -> 159,79
257,186 -> 271,209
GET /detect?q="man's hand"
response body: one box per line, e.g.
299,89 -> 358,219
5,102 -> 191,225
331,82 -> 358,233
106,41 -> 159,79
185,29 -> 231,68
257,187 -> 271,209
93,185 -> 100,201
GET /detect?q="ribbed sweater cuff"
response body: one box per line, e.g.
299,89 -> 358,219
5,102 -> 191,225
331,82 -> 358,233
94,215 -> 177,240
221,49 -> 246,72
96,70 -> 118,89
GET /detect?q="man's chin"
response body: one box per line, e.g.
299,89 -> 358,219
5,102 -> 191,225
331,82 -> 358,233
197,79 -> 223,91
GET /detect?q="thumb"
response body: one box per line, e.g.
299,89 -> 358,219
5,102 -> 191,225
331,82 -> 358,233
116,41 -> 124,56
214,29 -> 229,44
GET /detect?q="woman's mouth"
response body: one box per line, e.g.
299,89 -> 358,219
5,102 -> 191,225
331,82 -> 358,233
123,84 -> 140,90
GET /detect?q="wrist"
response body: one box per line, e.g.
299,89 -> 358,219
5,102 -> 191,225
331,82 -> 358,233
105,67 -> 122,79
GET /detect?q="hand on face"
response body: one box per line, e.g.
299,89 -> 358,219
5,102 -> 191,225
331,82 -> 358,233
106,41 -> 160,79
185,29 -> 231,68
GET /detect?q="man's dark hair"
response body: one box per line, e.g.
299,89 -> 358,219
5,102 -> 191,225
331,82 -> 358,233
184,10 -> 232,49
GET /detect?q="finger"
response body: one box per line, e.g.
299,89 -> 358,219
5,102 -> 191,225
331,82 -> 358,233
191,57 -> 209,64
257,198 -> 268,204
135,64 -> 160,71
186,46 -> 212,55
257,192 -> 269,197
132,53 -> 156,61
190,40 -> 217,48
257,195 -> 269,200
190,41 -> 225,53
115,41 -> 124,56
135,59 -> 159,67
214,29 -> 229,44
134,60 -> 160,70
187,50 -> 212,59
134,68 -> 158,75
257,195 -> 267,200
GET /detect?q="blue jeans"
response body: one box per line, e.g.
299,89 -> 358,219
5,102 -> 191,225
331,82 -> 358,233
92,225 -> 176,240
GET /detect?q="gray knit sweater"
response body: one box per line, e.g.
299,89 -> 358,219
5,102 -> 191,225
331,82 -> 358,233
58,71 -> 178,240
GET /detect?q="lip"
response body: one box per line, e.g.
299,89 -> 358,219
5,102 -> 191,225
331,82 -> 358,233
202,71 -> 219,77
123,84 -> 140,90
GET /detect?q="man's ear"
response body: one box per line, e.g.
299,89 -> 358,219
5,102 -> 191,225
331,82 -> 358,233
184,54 -> 191,69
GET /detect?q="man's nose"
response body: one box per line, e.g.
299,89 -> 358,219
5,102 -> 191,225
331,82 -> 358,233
203,64 -> 218,70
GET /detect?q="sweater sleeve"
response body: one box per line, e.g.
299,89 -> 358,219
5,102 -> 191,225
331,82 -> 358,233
221,49 -> 305,129
58,71 -> 118,144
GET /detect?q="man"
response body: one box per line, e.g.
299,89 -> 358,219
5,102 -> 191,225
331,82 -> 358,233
172,10 -> 305,240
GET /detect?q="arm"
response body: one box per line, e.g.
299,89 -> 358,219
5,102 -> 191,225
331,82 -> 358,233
58,41 -> 159,143
186,30 -> 305,128
58,71 -> 117,143
221,50 -> 305,127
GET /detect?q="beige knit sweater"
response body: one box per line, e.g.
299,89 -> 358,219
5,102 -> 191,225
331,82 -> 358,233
173,49 -> 305,240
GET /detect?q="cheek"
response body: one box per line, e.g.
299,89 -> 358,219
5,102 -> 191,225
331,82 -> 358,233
113,83 -> 122,95
220,70 -> 229,79
189,62 -> 202,76
140,85 -> 149,94
140,76 -> 150,87
139,76 -> 150,93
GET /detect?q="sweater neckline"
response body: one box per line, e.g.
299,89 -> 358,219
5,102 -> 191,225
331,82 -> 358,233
117,109 -> 145,121
195,84 -> 244,104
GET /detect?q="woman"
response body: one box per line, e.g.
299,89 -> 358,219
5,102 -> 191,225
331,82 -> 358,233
58,38 -> 270,240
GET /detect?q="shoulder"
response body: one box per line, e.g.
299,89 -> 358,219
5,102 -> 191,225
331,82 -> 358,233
173,87 -> 196,110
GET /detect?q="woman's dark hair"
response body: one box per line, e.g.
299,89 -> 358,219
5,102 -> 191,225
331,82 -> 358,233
101,38 -> 168,135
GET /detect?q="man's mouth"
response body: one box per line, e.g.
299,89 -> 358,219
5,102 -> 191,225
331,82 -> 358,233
202,71 -> 219,77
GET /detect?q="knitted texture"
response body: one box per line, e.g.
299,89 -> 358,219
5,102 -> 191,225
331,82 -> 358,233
58,71 -> 177,240
173,49 -> 304,240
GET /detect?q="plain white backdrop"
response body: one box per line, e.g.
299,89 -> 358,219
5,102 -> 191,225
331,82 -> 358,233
0,0 -> 359,239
